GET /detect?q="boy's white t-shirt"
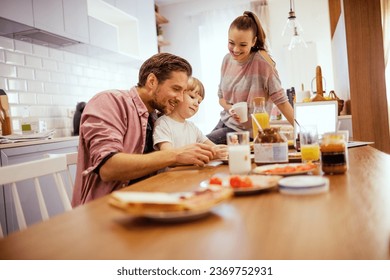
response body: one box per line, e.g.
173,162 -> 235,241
153,115 -> 208,150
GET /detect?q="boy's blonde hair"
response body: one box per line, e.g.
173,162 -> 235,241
186,77 -> 205,99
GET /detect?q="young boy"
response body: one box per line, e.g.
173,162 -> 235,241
153,77 -> 227,159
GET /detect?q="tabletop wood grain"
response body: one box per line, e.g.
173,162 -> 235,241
1,146 -> 390,260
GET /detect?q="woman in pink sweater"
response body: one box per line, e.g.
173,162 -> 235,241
207,11 -> 294,144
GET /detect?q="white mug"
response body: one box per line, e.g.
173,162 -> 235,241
229,102 -> 248,123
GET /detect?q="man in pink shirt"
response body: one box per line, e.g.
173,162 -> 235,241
72,53 -> 215,207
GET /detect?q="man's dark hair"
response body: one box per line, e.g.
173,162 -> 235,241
137,53 -> 192,87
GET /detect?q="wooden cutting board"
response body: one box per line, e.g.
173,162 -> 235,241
311,65 -> 327,101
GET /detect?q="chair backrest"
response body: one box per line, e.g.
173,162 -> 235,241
0,155 -> 71,237
45,152 -> 78,190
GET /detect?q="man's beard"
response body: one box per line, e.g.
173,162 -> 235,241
149,87 -> 167,114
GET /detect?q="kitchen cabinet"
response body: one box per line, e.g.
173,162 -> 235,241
62,0 -> 90,43
33,0 -> 89,43
88,17 -> 119,53
33,0 -> 64,36
96,0 -> 157,59
0,137 -> 78,236
0,0 -> 34,26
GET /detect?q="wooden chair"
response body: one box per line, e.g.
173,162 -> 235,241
45,152 -> 78,190
0,155 -> 71,237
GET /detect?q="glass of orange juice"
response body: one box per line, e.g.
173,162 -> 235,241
299,125 -> 320,163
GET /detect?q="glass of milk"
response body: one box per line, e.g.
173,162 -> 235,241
227,131 -> 251,175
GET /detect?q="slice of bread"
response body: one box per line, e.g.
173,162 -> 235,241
109,187 -> 233,215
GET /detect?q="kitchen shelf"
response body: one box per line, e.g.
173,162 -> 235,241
155,12 -> 168,25
158,40 -> 170,47
155,4 -> 169,53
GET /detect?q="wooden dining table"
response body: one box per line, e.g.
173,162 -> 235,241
1,145 -> 390,260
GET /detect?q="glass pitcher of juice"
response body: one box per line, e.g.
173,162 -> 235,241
252,97 -> 269,139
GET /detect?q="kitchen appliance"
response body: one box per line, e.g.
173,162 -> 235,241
293,100 -> 338,148
0,17 -> 80,47
0,89 -> 12,135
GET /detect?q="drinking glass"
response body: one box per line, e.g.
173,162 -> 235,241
227,131 -> 251,175
299,125 -> 320,163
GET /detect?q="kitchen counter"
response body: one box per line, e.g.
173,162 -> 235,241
0,136 -> 78,149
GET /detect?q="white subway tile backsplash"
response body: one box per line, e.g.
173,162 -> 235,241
27,80 -> 44,93
0,64 -> 17,77
83,68 -> 97,78
25,56 -> 42,68
74,54 -> 88,66
51,72 -> 65,83
14,40 -> 33,54
63,52 -> 77,64
42,59 -> 58,71
35,69 -> 51,81
58,84 -> 74,95
17,67 -> 35,80
58,62 -> 72,73
5,51 -> 25,65
47,106 -> 66,117
53,116 -> 69,127
89,78 -> 109,89
0,77 -> 7,90
12,119 -> 20,131
19,92 -> 37,105
78,77 -> 89,87
8,79 -> 27,91
37,93 -> 53,105
5,92 -> 19,104
32,44 -> 49,57
65,74 -> 78,85
49,48 -> 64,61
10,106 -> 27,118
88,57 -> 100,68
29,105 -> 49,117
71,65 -> 83,76
0,37 -> 14,51
0,37 -> 137,137
44,82 -> 59,94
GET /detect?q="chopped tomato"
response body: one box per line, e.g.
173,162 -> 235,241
209,177 -> 223,185
229,175 -> 253,188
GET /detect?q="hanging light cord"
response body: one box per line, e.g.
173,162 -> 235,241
288,0 -> 296,19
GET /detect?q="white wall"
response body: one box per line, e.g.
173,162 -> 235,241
158,0 -> 334,134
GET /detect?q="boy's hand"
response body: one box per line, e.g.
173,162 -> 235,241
213,144 -> 228,160
175,143 -> 215,166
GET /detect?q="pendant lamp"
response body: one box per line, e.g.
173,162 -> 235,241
282,0 -> 307,50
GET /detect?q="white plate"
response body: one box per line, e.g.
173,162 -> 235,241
200,174 -> 281,194
278,175 -> 328,188
253,163 -> 317,176
278,176 -> 329,195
